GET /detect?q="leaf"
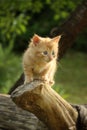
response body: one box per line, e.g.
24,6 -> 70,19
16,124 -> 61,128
19,24 -> 26,33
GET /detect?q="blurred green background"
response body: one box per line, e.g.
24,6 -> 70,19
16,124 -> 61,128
0,0 -> 87,104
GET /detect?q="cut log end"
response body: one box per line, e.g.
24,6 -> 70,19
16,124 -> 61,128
11,80 -> 78,130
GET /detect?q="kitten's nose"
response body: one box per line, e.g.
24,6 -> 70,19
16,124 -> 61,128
49,56 -> 53,61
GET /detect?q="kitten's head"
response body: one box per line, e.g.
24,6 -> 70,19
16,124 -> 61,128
29,34 -> 61,63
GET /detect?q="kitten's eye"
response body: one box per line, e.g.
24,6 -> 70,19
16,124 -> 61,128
43,51 -> 48,55
52,51 -> 55,56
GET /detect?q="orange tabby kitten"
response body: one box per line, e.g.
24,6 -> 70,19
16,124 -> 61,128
23,34 -> 61,86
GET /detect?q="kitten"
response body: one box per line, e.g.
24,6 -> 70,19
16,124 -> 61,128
23,34 -> 61,86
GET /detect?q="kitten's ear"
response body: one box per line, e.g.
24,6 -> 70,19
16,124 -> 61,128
32,34 -> 41,46
52,35 -> 61,43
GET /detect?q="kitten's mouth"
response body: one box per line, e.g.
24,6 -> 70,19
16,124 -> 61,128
42,58 -> 53,63
46,59 -> 52,63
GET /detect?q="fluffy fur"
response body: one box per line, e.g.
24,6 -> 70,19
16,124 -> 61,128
23,34 -> 61,86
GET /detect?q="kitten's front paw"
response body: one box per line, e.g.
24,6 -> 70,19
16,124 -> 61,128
41,76 -> 48,83
37,76 -> 46,81
41,76 -> 51,85
24,77 -> 33,84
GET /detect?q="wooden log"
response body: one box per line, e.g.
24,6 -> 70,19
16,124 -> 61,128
0,94 -> 48,130
11,80 -> 78,130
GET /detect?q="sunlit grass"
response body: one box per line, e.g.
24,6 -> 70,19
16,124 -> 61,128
54,51 -> 87,104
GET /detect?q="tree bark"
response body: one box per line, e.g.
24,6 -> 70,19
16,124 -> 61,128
8,0 -> 87,94
11,80 -> 78,130
0,94 -> 87,130
0,94 -> 47,130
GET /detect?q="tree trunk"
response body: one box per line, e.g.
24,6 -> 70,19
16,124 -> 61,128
11,80 -> 78,130
8,0 -> 87,94
50,0 -> 87,59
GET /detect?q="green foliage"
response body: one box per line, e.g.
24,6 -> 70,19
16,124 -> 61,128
47,0 -> 80,21
0,0 -> 30,47
0,44 -> 22,93
0,0 -> 84,52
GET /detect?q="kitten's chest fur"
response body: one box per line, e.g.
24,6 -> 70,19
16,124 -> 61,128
32,61 -> 55,82
32,61 -> 50,74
